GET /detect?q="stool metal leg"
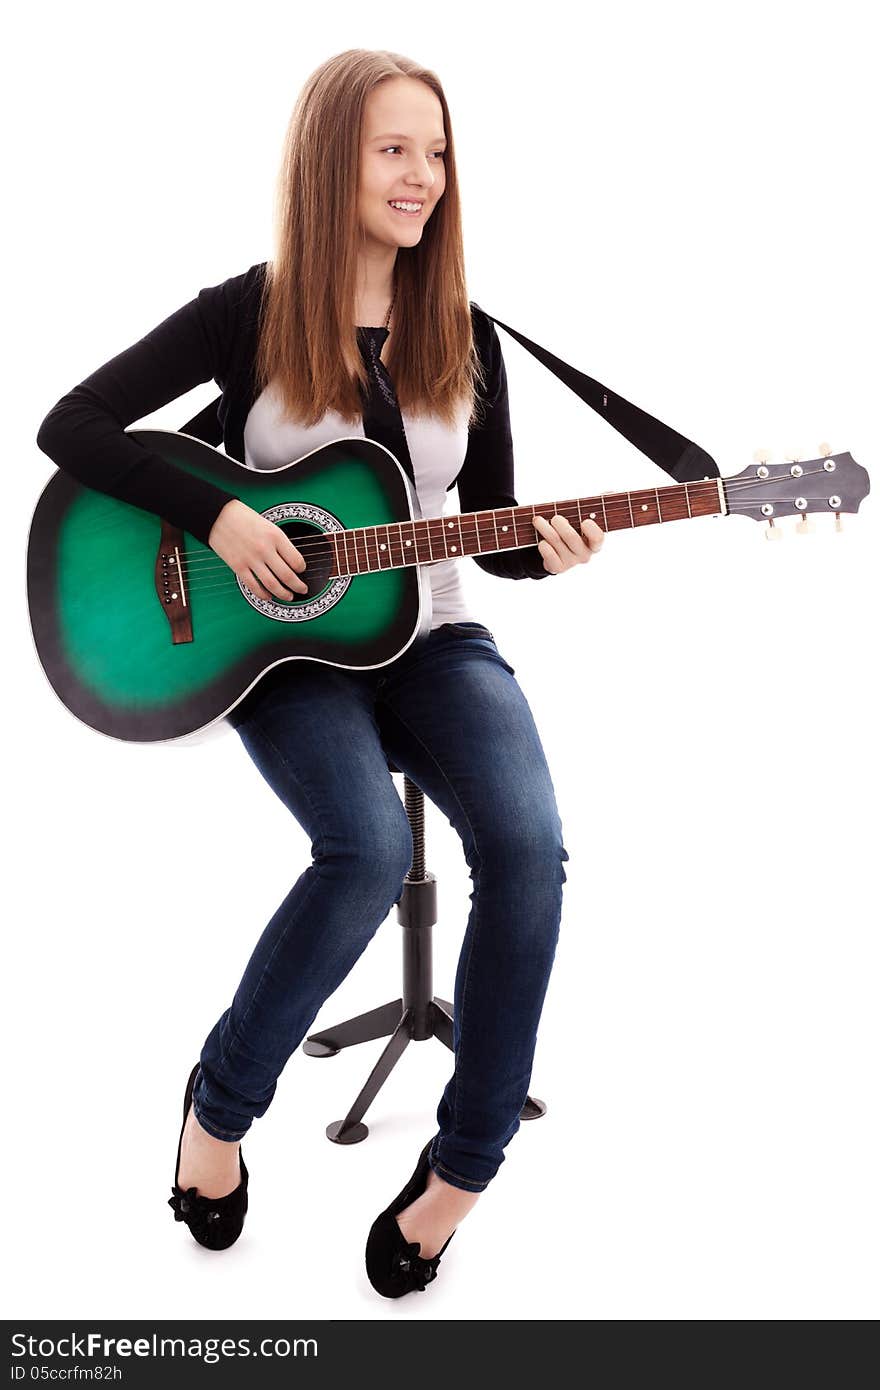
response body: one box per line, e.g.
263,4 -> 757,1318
302,999 -> 403,1058
303,774 -> 547,1143
325,1012 -> 412,1145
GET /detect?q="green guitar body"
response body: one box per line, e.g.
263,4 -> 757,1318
27,431 -> 431,742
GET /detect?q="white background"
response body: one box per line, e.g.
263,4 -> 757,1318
7,0 -> 878,1323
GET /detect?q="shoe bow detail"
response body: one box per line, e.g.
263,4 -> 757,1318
394,1241 -> 439,1291
168,1186 -> 221,1226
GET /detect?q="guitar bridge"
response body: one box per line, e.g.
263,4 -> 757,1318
155,520 -> 193,644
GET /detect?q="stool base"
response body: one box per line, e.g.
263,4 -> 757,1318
305,994 -> 546,1145
303,775 -> 548,1146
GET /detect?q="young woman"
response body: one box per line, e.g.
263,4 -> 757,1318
36,48 -> 604,1299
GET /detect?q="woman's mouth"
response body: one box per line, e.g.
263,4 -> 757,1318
387,200 -> 424,218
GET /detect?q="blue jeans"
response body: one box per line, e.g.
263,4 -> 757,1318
191,621 -> 570,1193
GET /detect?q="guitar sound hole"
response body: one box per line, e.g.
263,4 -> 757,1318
277,522 -> 333,599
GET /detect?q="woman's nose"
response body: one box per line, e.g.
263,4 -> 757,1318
406,155 -> 437,187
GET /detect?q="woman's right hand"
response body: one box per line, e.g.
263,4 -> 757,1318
208,499 -> 309,600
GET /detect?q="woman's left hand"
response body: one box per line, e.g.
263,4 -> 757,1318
532,514 -> 605,574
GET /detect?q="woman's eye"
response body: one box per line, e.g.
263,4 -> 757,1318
383,147 -> 445,158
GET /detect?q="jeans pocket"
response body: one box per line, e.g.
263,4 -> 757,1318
439,623 -> 516,677
440,621 -> 495,641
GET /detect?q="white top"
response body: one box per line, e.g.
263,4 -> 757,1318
243,380 -> 478,628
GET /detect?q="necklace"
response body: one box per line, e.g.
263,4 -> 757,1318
383,290 -> 395,330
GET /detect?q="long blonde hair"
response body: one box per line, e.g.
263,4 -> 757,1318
255,48 -> 484,431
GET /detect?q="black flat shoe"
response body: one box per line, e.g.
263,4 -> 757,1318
167,1063 -> 249,1251
365,1138 -> 456,1298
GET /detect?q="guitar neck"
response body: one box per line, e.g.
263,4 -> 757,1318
327,476 -> 728,577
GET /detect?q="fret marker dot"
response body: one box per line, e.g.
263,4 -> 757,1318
448,521 -> 454,528
380,543 -> 386,550
502,525 -> 508,532
641,504 -> 648,511
405,539 -> 412,546
590,512 -> 596,519
451,545 -> 457,552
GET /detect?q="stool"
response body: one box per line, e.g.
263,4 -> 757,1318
302,761 -> 547,1143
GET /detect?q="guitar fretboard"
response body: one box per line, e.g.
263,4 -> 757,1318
326,478 -> 727,577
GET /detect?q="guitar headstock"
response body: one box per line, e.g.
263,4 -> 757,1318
724,444 -> 870,539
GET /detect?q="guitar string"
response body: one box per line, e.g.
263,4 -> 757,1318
164,467 -> 838,575
156,495 -> 840,602
168,507 -> 844,597
162,467 -> 837,579
168,464 -> 841,575
159,493 -> 844,594
165,477 -> 839,579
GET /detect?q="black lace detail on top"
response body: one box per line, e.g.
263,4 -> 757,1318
356,326 -> 415,484
358,326 -> 398,409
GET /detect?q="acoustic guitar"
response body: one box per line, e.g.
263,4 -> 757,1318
26,431 -> 869,743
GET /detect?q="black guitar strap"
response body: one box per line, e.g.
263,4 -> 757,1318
181,310 -> 719,484
475,307 -> 719,483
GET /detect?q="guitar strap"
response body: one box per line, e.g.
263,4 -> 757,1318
475,308 -> 719,483
181,310 -> 719,484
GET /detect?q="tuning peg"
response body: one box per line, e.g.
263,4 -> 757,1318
818,440 -> 833,457
765,518 -> 783,541
795,514 -> 815,535
753,447 -> 772,463
784,449 -> 802,463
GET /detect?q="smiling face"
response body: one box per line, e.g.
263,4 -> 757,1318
357,76 -> 447,254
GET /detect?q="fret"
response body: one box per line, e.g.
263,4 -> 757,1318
357,527 -> 370,574
331,531 -> 342,578
385,521 -> 402,569
400,520 -> 415,565
376,524 -> 392,568
365,526 -> 379,570
684,482 -> 692,518
600,494 -> 609,529
342,529 -> 355,575
633,489 -> 658,526
626,493 -> 634,527
655,487 -> 662,522
491,508 -> 499,552
358,526 -> 369,571
461,511 -> 479,555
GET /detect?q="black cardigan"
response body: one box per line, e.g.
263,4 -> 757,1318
35,261 -> 550,581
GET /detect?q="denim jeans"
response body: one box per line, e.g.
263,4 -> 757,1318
191,621 -> 570,1193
